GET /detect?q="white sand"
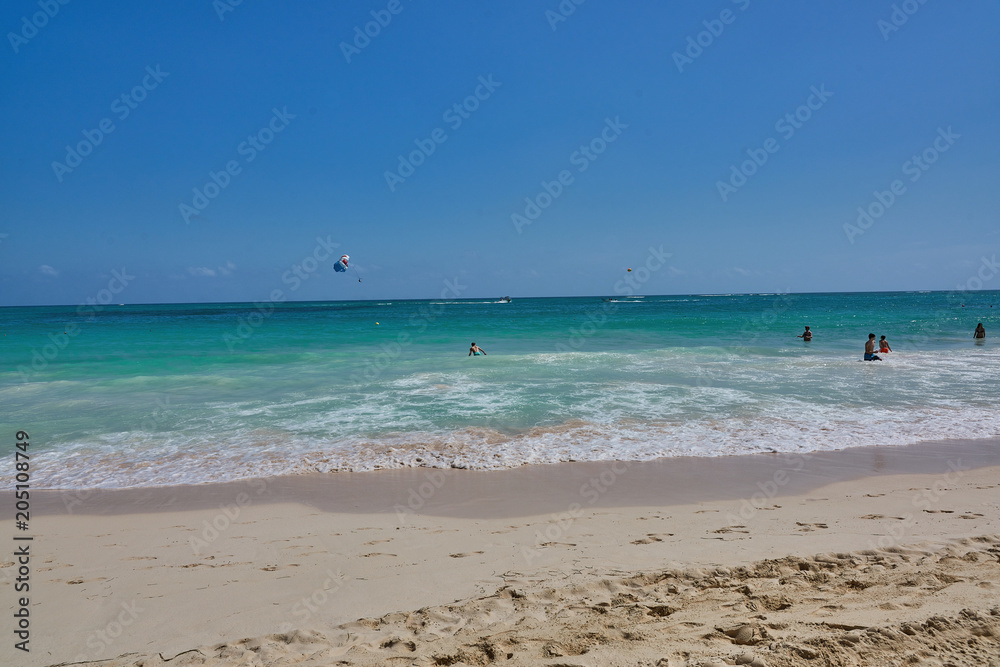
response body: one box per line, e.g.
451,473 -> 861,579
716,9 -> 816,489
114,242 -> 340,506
2,445 -> 998,666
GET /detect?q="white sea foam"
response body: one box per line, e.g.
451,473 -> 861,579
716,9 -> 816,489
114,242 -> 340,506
9,345 -> 1000,490
22,399 -> 1000,489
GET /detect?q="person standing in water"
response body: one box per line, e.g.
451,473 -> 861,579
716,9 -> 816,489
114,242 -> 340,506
797,326 -> 812,341
879,335 -> 892,353
469,342 -> 487,356
974,323 -> 986,339
864,334 -> 882,361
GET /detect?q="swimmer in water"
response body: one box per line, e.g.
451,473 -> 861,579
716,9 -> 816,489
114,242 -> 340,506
864,334 -> 882,361
797,326 -> 812,341
469,342 -> 487,356
879,335 -> 891,353
974,323 -> 986,339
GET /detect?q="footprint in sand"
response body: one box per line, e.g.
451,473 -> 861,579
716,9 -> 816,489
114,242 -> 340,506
38,564 -> 72,572
66,577 -> 106,584
363,539 -> 393,546
360,553 -> 397,558
795,522 -> 829,532
922,509 -> 955,514
960,513 -> 984,519
713,526 -> 749,534
860,514 -> 885,519
811,604 -> 846,617
864,493 -> 885,498
631,533 -> 674,544
448,551 -> 485,558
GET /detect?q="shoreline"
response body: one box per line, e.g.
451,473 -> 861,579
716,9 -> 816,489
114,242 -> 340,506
22,436 -> 1000,518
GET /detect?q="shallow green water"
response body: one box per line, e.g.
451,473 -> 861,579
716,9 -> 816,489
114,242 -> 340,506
1,291 -> 997,488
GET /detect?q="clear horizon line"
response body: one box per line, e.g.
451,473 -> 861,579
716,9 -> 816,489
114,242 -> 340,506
3,288 -> 999,309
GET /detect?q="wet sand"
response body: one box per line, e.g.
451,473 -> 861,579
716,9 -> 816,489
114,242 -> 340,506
25,437 -> 1000,518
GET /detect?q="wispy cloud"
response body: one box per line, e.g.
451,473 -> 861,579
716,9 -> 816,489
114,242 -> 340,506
39,264 -> 59,277
188,261 -> 236,278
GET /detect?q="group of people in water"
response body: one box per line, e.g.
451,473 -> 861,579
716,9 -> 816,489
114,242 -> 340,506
796,324 -> 986,361
863,334 -> 892,361
469,325 -> 988,359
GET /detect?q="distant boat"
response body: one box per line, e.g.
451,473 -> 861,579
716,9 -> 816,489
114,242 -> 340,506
497,296 -> 511,303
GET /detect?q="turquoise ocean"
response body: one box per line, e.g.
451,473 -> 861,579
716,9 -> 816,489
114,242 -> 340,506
1,291 -> 998,489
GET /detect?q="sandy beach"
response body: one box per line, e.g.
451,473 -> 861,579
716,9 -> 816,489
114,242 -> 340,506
3,439 -> 999,666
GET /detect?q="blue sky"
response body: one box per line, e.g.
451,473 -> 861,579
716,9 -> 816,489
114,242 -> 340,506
1,0 -> 998,306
